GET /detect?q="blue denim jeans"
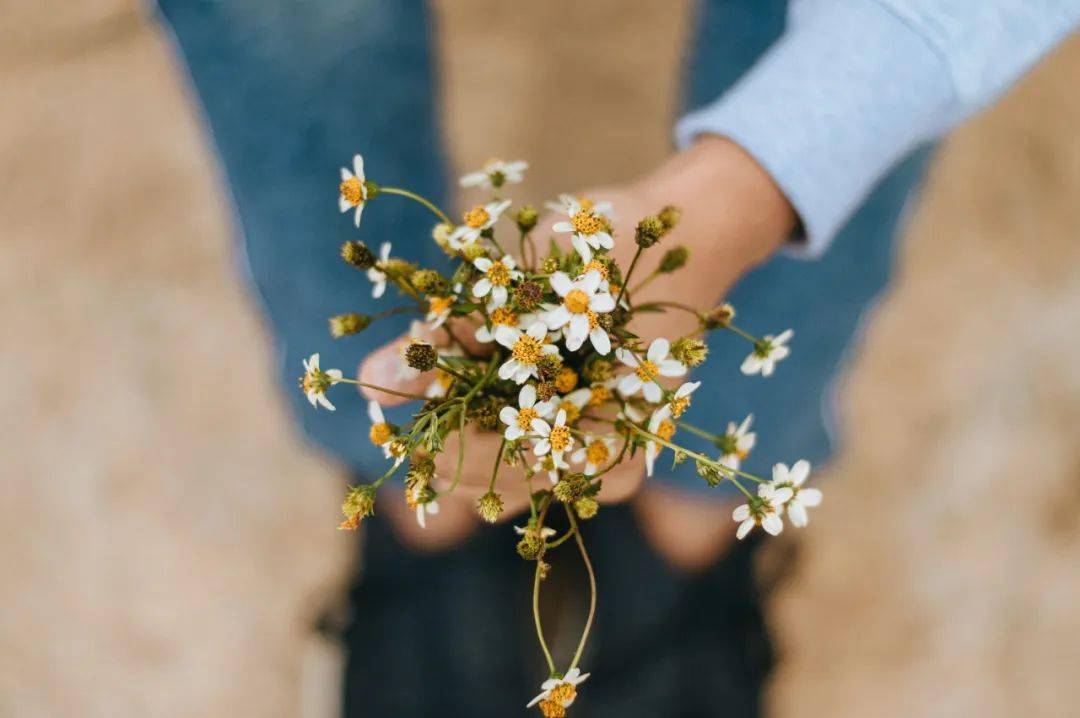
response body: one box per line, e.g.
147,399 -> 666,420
154,0 -> 930,496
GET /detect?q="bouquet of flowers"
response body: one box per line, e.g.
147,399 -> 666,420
301,154 -> 822,716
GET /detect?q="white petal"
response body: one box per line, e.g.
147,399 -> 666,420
520,383 -> 537,408
533,439 -> 551,457
368,401 -> 385,423
741,354 -> 762,375
643,381 -> 662,404
645,442 -> 657,476
371,279 -> 386,299
580,270 -> 601,294
473,257 -> 493,272
736,518 -> 754,540
790,460 -> 811,486
799,488 -> 823,507
552,221 -> 574,233
647,338 -> 669,363
494,326 -> 520,348
658,360 -> 687,377
762,514 -> 784,535
340,167 -> 352,181
549,272 -> 572,296
531,418 -> 552,436
732,504 -> 751,521
589,328 -> 611,355
544,305 -> 571,330
338,194 -> 351,212
353,154 -> 364,179
317,393 -> 336,411
787,502 -> 809,527
498,360 -> 519,380
571,235 -> 592,263
472,278 -> 492,297
499,406 -> 519,426
526,322 -> 548,340
618,374 -> 642,396
589,293 -> 615,313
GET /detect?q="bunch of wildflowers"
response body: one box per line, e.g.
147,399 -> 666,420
303,153 -> 824,714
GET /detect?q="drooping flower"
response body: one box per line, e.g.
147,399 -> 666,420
300,353 -> 343,411
460,159 -> 528,189
472,255 -> 523,308
741,329 -> 793,377
338,154 -> 368,227
495,321 -> 561,384
366,242 -> 393,299
770,460 -> 821,527
406,483 -> 440,528
717,414 -> 756,471
527,667 -> 590,711
531,454 -> 569,484
663,381 -> 701,420
541,270 -> 615,354
367,400 -> 396,455
500,383 -> 556,441
448,199 -> 512,249
644,406 -> 677,476
550,194 -> 614,262
732,483 -> 794,539
531,409 -> 575,464
616,338 -> 687,403
571,434 -> 617,475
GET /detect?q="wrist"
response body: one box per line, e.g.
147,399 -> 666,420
641,136 -> 796,273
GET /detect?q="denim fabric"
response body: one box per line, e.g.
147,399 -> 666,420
153,0 -> 931,496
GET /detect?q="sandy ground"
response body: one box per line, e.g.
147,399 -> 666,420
2,1 -> 1078,716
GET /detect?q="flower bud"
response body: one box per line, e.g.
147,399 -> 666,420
340,484 -> 376,530
658,204 -> 682,231
340,240 -> 376,269
515,204 -> 539,233
410,268 -> 448,295
514,280 -> 543,312
406,456 -> 436,488
432,222 -> 454,250
554,366 -> 578,393
634,215 -> 665,248
540,256 -> 560,274
583,357 -> 613,383
461,243 -> 487,261
658,245 -> 689,273
671,336 -> 709,367
476,491 -> 504,523
329,312 -> 372,338
536,354 -> 563,381
702,303 -> 736,330
573,495 -> 599,520
553,473 -> 589,503
516,532 -> 544,561
404,342 -> 439,372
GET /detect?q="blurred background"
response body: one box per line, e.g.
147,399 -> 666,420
2,1 -> 1079,716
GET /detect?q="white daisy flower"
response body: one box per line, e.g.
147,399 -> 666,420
531,409 -> 574,464
732,483 -> 794,539
460,158 -> 528,189
741,329 -> 793,377
550,194 -> 614,263
531,454 -> 569,484
472,255 -> 523,308
448,199 -> 512,250
425,293 -> 457,330
475,307 -> 536,344
644,406 -> 677,477
616,338 -> 687,403
541,270 -> 616,354
770,460 -> 821,528
552,387 -> 592,427
571,434 -> 617,475
408,483 -> 440,529
663,381 -> 701,420
718,414 -> 756,471
367,400 -> 396,452
300,353 -> 343,411
366,242 -> 392,299
527,667 -> 590,710
499,384 -> 556,441
338,154 -> 368,227
495,321 -> 560,384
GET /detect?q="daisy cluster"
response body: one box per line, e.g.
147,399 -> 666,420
300,153 -> 822,715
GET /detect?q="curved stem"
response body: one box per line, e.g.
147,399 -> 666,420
532,502 -> 556,676
726,323 -> 760,344
487,439 -> 507,492
566,505 -> 596,672
615,245 -> 643,308
379,186 -> 452,224
446,406 -> 468,493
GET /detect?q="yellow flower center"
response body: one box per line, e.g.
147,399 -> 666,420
668,396 -> 690,418
549,425 -> 571,452
548,682 -> 577,705
515,406 -> 538,431
490,306 -> 518,326
512,335 -> 543,365
369,422 -> 393,446
539,698 -> 566,718
428,295 -> 453,317
339,177 -> 364,206
464,205 -> 491,229
656,419 -> 676,441
564,289 -> 590,314
571,211 -> 604,235
436,369 -> 454,390
389,439 -> 407,458
587,385 -> 611,407
554,367 -> 578,393
582,260 -> 608,279
486,261 -> 511,286
558,401 -> 582,425
635,360 -> 659,382
586,441 -> 610,466
586,311 -> 600,330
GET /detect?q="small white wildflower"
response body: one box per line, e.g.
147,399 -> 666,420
571,434 -> 617,475
448,199 -> 511,249
541,270 -> 615,354
527,667 -> 590,710
550,195 -> 614,263
770,460 -> 821,527
531,409 -> 574,464
300,353 -> 343,411
718,414 -> 756,471
616,338 -> 687,403
499,384 -> 556,441
741,329 -> 793,377
460,158 -> 528,189
338,154 -> 367,227
732,483 -> 793,539
472,255 -> 523,308
495,321 -> 560,384
365,242 -> 392,299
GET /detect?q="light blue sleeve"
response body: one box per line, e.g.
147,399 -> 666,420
675,0 -> 1080,257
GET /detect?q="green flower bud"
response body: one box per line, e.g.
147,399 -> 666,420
573,495 -> 599,520
329,312 -> 372,338
540,256 -> 560,274
659,245 -> 689,273
553,473 -> 589,503
516,532 -> 544,561
658,205 -> 682,231
476,491 -> 504,523
515,204 -> 539,233
634,215 -> 665,248
671,336 -> 709,367
410,269 -> 448,295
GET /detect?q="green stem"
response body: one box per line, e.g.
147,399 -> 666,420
436,361 -> 470,383
446,406 -> 468,493
615,246 -> 643,308
379,186 -> 452,224
338,378 -> 428,401
726,323 -> 759,344
532,503 -> 557,676
627,424 -> 762,497
629,269 -> 661,295
488,439 -> 507,492
566,505 -> 596,672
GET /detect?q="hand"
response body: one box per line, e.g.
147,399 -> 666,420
359,136 -> 796,557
